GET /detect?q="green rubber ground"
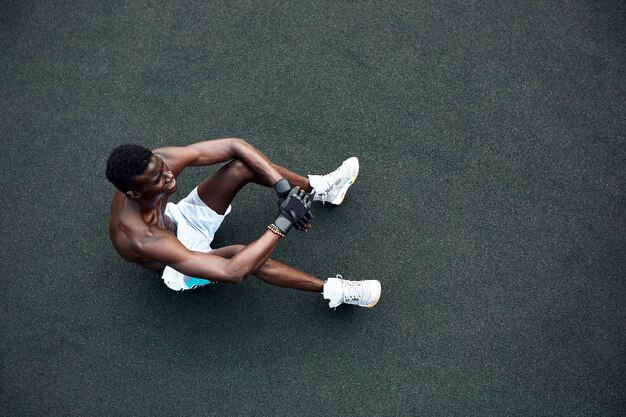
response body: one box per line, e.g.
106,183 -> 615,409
1,1 -> 624,416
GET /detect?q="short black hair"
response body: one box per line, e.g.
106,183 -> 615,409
105,144 -> 153,192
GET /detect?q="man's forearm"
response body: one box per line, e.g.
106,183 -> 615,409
183,139 -> 282,187
225,230 -> 281,279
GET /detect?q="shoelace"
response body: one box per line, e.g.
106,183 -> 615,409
317,166 -> 345,204
341,279 -> 361,302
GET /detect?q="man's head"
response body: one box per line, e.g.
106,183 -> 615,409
105,144 -> 154,193
106,144 -> 177,201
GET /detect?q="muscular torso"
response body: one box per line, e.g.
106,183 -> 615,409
108,191 -> 177,272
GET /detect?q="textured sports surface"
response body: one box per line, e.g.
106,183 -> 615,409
1,1 -> 624,416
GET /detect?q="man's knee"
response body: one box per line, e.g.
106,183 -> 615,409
227,159 -> 255,180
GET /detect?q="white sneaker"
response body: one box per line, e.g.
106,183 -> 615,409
309,157 -> 359,205
323,275 -> 381,308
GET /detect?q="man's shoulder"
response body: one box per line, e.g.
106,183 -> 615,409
109,197 -> 150,242
152,146 -> 199,175
110,213 -> 174,260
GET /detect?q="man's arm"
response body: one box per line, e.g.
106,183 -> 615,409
138,186 -> 313,282
153,138 -> 282,185
137,226 -> 282,283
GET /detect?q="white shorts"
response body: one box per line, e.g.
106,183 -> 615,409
161,187 -> 231,291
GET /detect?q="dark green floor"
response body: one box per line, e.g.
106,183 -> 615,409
2,1 -> 625,416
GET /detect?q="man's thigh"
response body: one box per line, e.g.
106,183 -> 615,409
196,160 -> 255,214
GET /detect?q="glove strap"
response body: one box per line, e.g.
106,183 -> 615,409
273,178 -> 291,196
273,216 -> 293,234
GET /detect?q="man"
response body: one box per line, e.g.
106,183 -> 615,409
106,138 -> 381,308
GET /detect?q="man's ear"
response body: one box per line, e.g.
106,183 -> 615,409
126,190 -> 141,200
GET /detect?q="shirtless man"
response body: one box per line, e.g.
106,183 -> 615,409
106,138 -> 381,308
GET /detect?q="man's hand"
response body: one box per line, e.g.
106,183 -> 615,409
273,178 -> 312,231
274,187 -> 313,234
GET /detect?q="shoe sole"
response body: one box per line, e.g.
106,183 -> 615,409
330,158 -> 359,205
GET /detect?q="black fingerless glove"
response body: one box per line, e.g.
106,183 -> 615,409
274,187 -> 313,234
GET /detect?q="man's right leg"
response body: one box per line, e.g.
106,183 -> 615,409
255,260 -> 381,308
211,246 -> 324,292
210,245 -> 381,307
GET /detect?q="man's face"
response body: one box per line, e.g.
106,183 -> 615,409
128,155 -> 177,199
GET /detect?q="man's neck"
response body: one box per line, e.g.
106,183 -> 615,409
126,195 -> 163,212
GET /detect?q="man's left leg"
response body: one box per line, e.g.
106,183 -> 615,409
195,159 -> 312,215
271,158 -> 361,206
195,158 -> 359,215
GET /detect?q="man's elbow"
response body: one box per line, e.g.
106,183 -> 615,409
224,272 -> 247,285
221,265 -> 252,285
